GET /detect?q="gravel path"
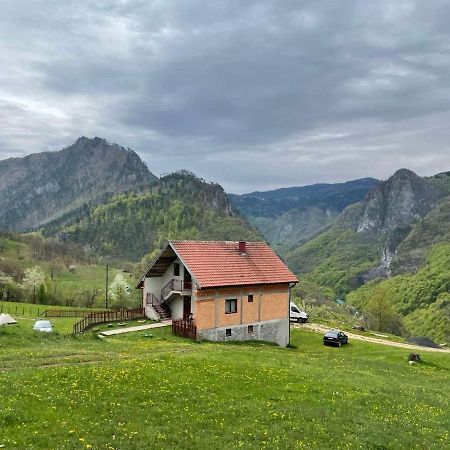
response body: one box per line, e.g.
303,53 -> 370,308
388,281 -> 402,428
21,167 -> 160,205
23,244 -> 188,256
294,322 -> 450,353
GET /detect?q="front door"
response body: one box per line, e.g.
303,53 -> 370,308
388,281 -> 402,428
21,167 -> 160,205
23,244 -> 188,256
183,296 -> 191,320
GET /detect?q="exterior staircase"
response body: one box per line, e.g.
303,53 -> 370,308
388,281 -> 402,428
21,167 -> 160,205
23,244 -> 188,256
152,301 -> 171,320
145,293 -> 171,321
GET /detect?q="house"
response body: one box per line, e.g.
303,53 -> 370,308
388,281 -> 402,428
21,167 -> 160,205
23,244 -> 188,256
136,240 -> 298,346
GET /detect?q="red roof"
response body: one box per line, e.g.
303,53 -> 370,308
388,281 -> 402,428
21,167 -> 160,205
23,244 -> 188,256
170,240 -> 298,288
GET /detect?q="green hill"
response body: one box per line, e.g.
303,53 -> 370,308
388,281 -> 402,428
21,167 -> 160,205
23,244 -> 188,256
0,232 -> 123,308
284,169 -> 450,343
392,196 -> 450,274
43,171 -> 260,261
347,243 -> 450,344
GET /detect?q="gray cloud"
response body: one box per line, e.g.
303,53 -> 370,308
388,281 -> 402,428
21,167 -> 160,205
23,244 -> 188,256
1,0 -> 450,192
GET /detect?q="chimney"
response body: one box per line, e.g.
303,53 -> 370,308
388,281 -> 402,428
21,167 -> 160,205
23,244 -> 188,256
238,241 -> 246,254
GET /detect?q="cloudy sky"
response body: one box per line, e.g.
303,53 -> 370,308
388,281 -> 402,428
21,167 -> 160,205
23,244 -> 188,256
1,1 -> 450,193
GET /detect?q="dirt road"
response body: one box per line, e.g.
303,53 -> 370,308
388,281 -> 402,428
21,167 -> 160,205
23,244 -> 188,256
293,322 -> 450,353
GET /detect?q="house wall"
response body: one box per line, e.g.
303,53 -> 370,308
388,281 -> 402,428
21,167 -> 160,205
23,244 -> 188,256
169,295 -> 184,320
143,259 -> 196,320
143,257 -> 185,303
195,283 -> 290,346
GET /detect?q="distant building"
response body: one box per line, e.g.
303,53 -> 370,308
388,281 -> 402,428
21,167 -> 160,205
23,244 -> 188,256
136,240 -> 298,346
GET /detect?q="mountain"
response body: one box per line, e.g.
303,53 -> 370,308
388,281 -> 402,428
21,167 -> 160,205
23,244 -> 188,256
285,169 -> 447,293
42,171 -> 261,261
229,178 -> 379,252
0,137 -> 157,231
284,168 -> 450,343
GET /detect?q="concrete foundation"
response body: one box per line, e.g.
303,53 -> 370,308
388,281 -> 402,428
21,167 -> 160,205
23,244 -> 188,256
197,318 -> 289,347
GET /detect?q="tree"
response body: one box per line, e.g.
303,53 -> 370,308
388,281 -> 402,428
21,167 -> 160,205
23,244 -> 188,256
0,272 -> 21,301
22,266 -> 47,303
108,274 -> 131,310
77,287 -> 101,308
365,285 -> 401,333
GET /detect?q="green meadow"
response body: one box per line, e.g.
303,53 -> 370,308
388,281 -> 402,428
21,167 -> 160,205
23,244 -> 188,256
1,316 -> 449,450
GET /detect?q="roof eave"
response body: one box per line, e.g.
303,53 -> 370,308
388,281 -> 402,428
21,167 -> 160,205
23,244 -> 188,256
133,241 -> 172,289
168,240 -> 202,289
198,279 -> 298,289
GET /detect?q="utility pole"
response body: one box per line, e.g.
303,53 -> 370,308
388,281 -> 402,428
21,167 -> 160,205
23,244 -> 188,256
105,264 -> 109,309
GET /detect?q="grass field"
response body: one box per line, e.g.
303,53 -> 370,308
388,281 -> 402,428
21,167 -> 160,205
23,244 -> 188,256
0,300 -> 95,318
1,317 -> 449,449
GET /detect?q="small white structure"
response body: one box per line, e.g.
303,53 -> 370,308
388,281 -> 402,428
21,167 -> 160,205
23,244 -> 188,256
0,313 -> 17,325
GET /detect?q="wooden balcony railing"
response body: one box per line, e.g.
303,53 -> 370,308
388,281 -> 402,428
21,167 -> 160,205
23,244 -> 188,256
146,293 -> 159,306
161,279 -> 192,300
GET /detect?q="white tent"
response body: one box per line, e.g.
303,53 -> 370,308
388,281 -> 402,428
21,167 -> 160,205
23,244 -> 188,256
0,313 -> 17,325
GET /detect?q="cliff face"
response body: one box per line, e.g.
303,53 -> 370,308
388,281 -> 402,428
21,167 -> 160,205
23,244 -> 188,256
0,137 -> 158,231
356,169 -> 442,233
285,168 -> 450,293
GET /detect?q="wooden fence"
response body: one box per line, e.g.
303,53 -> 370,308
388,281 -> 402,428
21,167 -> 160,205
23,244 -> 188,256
73,308 -> 145,335
172,319 -> 197,340
41,308 -> 107,318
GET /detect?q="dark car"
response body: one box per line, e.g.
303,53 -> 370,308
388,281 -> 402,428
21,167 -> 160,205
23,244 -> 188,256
323,330 -> 348,347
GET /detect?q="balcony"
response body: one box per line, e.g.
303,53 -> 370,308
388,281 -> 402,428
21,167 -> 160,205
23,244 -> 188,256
161,279 -> 192,301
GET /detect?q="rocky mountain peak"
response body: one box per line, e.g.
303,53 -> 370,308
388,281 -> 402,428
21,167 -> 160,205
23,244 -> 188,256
0,137 -> 158,231
357,168 -> 442,233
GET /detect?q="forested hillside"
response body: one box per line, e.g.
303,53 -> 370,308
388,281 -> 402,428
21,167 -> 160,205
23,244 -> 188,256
230,178 -> 378,252
283,169 -> 450,343
347,243 -> 450,343
285,169 -> 448,294
43,171 -> 260,261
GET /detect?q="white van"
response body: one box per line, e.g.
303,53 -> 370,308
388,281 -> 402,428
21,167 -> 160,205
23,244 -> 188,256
290,302 -> 308,323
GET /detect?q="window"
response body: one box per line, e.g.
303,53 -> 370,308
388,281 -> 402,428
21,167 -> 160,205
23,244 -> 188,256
173,263 -> 180,277
248,325 -> 254,333
225,328 -> 232,337
291,306 -> 300,313
248,294 -> 253,303
225,298 -> 237,314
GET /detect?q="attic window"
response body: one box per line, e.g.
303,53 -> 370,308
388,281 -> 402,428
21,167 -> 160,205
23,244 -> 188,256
225,299 -> 237,314
248,294 -> 253,303
174,263 -> 180,277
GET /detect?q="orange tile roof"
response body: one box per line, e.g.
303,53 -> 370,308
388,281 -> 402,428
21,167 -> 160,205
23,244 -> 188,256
170,240 -> 298,288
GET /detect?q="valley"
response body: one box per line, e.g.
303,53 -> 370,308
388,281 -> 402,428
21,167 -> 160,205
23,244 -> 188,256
0,137 -> 449,346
